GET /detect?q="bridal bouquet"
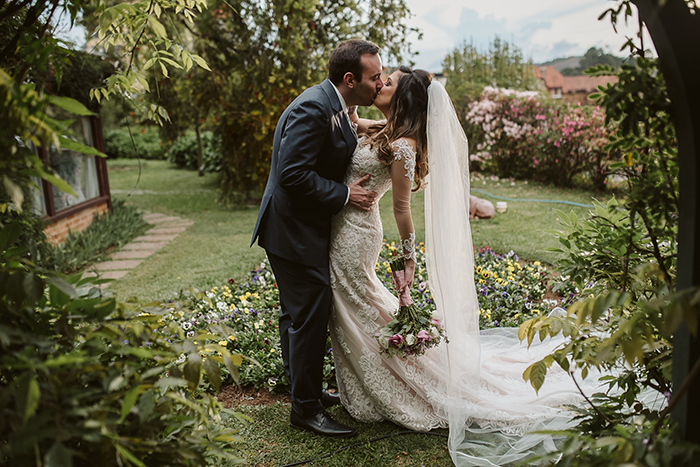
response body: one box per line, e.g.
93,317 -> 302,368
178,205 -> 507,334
376,257 -> 447,358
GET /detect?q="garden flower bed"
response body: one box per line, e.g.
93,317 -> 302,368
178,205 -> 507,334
156,242 -> 573,391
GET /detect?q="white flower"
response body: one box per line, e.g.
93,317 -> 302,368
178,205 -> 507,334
176,353 -> 186,363
206,292 -> 215,299
182,322 -> 192,330
406,334 -> 416,346
186,330 -> 195,338
216,301 -> 227,312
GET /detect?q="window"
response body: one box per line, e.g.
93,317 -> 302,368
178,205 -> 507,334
31,112 -> 110,220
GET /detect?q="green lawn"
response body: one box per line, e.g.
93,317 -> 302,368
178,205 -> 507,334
107,159 -> 612,301
106,159 -> 614,466
228,403 -> 452,467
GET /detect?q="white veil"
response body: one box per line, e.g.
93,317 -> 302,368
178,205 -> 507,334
424,81 -> 590,466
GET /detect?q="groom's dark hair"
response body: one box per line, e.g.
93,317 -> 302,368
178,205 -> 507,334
328,40 -> 380,85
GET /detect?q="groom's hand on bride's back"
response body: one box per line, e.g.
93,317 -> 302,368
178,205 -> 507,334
348,174 -> 377,211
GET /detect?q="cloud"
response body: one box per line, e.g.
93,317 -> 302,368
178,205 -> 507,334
404,0 -> 645,72
453,8 -> 509,48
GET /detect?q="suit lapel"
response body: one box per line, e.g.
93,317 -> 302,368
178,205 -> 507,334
320,80 -> 358,157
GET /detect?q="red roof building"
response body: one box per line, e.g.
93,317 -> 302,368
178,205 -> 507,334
534,66 -> 618,104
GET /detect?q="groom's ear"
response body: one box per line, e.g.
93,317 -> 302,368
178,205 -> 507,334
343,71 -> 356,89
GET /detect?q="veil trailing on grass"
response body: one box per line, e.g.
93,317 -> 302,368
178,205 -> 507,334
424,81 -> 590,466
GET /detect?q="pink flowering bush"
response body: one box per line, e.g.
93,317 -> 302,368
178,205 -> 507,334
465,86 -> 618,189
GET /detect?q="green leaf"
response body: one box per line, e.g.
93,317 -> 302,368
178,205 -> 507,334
17,374 -> 41,423
115,444 -> 147,467
45,441 -> 73,467
191,53 -> 211,71
203,357 -> 222,391
524,360 -> 547,393
58,135 -> 107,157
154,377 -> 188,389
147,15 -> 167,39
48,95 -> 94,116
223,354 -> 240,385
47,276 -> 78,299
127,347 -> 153,359
23,273 -> 44,303
184,352 -> 202,388
0,222 -> 22,252
120,385 -> 141,422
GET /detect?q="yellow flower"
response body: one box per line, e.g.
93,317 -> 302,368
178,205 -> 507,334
252,292 -> 260,299
228,335 -> 236,341
245,292 -> 252,298
239,295 -> 246,301
270,348 -> 276,353
624,152 -> 633,167
219,340 -> 228,347
508,275 -> 515,281
534,261 -> 541,266
482,271 -> 490,279
476,266 -> 483,274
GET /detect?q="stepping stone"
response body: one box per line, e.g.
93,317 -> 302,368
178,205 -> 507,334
149,226 -> 189,235
142,213 -> 168,222
149,216 -> 188,224
99,270 -> 130,280
93,259 -> 143,271
132,234 -> 179,242
122,242 -> 168,251
112,250 -> 155,259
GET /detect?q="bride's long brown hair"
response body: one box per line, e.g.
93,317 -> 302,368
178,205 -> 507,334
365,66 -> 431,191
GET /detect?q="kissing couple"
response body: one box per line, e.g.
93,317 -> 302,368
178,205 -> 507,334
252,39 -> 591,466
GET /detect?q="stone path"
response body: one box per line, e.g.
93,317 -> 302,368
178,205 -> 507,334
89,211 -> 193,282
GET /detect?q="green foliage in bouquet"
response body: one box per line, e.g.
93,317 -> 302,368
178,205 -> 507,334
0,221 -> 248,467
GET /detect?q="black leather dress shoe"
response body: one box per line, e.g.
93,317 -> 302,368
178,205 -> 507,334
290,409 -> 357,438
321,389 -> 341,408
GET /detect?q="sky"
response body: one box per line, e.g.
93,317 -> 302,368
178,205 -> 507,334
400,0 -> 649,72
55,1 -> 650,73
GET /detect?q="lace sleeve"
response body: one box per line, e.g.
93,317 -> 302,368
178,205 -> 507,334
390,138 -> 417,263
391,139 -> 416,183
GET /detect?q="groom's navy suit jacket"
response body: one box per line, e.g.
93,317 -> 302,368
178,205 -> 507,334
252,79 -> 358,267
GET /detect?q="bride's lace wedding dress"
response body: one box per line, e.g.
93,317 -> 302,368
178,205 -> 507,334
328,135 -> 593,466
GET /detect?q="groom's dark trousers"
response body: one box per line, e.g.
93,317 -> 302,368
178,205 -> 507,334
251,79 -> 358,417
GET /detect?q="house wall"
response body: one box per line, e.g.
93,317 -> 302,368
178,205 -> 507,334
43,200 -> 109,244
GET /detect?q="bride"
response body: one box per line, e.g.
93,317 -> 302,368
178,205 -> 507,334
328,67 -> 591,466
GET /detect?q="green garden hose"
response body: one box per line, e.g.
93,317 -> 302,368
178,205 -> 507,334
470,188 -> 594,208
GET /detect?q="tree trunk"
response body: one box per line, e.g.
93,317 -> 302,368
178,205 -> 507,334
196,125 -> 204,177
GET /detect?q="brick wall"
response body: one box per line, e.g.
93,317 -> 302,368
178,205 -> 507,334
44,201 -> 110,245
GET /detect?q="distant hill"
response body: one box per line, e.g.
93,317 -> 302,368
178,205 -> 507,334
537,56 -> 581,72
537,48 -> 625,76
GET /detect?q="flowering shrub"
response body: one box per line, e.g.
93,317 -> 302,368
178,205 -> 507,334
465,86 -> 617,190
159,242 -> 561,390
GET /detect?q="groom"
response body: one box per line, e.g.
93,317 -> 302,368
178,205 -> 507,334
251,40 -> 383,438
